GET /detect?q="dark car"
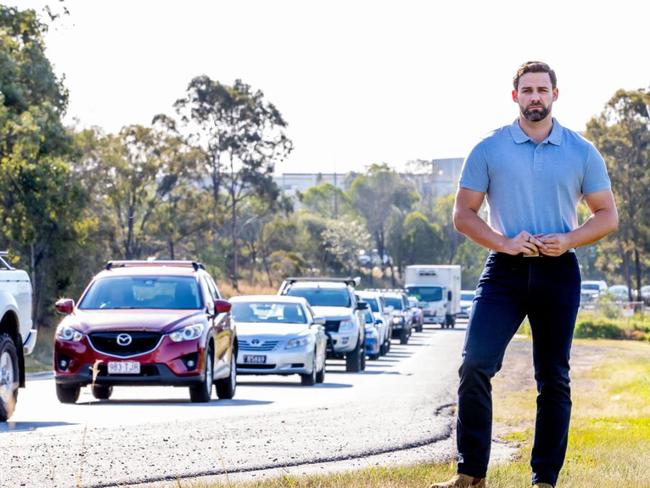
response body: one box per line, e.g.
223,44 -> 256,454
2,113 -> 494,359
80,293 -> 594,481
53,260 -> 236,404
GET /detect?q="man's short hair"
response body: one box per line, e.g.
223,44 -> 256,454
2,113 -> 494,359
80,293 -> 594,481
513,61 -> 557,90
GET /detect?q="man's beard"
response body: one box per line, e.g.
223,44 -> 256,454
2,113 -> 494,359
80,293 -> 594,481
522,104 -> 550,121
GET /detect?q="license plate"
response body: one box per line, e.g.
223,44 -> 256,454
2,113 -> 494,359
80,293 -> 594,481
108,361 -> 141,374
243,355 -> 267,364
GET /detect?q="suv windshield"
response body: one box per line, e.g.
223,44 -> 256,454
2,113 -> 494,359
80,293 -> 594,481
231,302 -> 307,324
383,296 -> 404,310
406,286 -> 443,302
581,283 -> 599,291
286,287 -> 351,307
79,276 -> 202,310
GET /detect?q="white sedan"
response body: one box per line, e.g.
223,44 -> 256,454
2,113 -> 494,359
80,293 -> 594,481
230,295 -> 328,386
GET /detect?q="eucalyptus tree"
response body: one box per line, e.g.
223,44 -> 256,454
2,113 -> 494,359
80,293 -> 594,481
586,88 -> 650,297
174,77 -> 292,287
348,163 -> 418,279
0,6 -> 87,323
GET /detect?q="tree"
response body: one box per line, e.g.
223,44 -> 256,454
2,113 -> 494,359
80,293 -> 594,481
0,6 -> 87,324
586,88 -> 650,297
300,182 -> 352,219
174,77 -> 292,288
322,220 -> 371,275
348,163 -> 418,279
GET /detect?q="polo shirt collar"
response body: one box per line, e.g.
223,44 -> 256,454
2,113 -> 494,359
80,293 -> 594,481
509,118 -> 563,145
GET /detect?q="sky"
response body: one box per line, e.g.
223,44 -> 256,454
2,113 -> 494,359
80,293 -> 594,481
9,0 -> 650,174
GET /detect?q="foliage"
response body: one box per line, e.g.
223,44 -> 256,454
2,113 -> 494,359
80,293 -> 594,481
586,87 -> 650,298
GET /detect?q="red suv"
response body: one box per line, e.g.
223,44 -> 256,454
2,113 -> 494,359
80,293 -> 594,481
53,260 -> 237,403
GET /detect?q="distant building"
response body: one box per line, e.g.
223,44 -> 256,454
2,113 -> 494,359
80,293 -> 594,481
273,172 -> 349,198
274,158 -> 464,201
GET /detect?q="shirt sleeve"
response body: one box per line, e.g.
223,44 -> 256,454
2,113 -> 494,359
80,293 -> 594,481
582,144 -> 611,194
459,143 -> 489,193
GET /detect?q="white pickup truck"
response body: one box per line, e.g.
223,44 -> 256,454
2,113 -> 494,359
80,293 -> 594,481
0,251 -> 37,421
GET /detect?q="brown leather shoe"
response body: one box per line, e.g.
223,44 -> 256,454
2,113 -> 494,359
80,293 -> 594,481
429,473 -> 486,487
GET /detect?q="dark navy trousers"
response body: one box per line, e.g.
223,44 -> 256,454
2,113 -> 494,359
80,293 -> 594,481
456,252 -> 581,487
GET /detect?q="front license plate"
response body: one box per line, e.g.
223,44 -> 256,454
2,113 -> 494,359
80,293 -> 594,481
243,355 -> 267,364
108,361 -> 141,374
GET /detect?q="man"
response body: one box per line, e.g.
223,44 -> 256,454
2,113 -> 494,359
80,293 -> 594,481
431,61 -> 618,488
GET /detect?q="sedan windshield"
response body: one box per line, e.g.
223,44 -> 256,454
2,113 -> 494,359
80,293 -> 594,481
363,297 -> 379,312
406,286 -> 443,302
286,288 -> 351,307
79,276 -> 202,310
232,302 -> 307,324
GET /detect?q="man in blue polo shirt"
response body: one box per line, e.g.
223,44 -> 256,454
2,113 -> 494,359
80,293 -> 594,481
431,62 -> 618,488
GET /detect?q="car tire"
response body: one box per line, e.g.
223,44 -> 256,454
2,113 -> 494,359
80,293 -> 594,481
56,383 -> 80,404
315,357 -> 325,384
345,338 -> 362,373
360,344 -> 366,371
300,353 -> 317,386
399,328 -> 409,345
369,353 -> 380,360
190,347 -> 213,403
0,334 -> 19,421
215,350 -> 237,400
91,384 -> 113,400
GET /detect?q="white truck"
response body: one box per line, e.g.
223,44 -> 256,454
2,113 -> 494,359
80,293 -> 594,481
0,251 -> 37,421
404,265 -> 461,328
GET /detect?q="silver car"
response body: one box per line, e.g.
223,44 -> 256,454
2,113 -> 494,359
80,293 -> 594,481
230,295 -> 327,386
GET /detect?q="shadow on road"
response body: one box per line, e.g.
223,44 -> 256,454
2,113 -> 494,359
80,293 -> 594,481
81,398 -> 274,407
239,380 -> 353,389
0,421 -> 77,433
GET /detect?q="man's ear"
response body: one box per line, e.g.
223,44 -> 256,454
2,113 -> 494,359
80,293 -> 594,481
512,89 -> 519,103
552,88 -> 559,102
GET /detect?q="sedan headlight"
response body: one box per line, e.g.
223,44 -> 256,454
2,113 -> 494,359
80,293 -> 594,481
285,337 -> 310,349
169,323 -> 204,342
392,316 -> 405,324
56,325 -> 83,342
339,319 -> 355,332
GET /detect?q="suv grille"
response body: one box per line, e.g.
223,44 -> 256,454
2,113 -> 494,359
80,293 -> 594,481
88,331 -> 163,357
239,340 -> 279,352
324,320 -> 340,333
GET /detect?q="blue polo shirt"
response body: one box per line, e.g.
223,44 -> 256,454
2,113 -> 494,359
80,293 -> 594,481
459,118 -> 611,238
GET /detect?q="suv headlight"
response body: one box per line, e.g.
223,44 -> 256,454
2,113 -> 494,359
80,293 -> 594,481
339,319 -> 354,332
285,337 -> 309,349
392,315 -> 404,324
169,323 -> 204,342
56,325 -> 83,342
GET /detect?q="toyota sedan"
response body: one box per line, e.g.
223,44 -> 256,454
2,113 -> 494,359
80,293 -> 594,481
230,295 -> 327,386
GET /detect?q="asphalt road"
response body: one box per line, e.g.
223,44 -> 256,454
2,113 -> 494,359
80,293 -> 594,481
0,325 -> 467,488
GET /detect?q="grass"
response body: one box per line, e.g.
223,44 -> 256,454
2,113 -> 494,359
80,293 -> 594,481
169,339 -> 650,488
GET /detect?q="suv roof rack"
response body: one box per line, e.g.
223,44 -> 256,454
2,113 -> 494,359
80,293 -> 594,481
279,276 -> 361,295
283,276 -> 361,287
105,260 -> 205,271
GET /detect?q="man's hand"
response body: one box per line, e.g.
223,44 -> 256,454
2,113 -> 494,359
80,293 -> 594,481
499,231 -> 544,256
538,233 -> 572,256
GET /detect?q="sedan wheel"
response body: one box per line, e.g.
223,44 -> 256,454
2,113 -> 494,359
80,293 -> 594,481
300,352 -> 317,386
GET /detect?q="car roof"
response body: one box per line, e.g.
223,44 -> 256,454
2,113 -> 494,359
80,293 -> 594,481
230,295 -> 310,305
286,281 -> 348,289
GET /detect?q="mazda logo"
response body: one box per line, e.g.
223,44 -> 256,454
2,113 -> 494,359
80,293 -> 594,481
251,339 -> 260,345
116,333 -> 132,346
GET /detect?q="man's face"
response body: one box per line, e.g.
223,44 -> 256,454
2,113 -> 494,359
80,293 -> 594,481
512,72 -> 558,122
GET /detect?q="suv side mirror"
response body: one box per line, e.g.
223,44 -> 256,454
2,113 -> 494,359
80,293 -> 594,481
55,298 -> 75,315
214,299 -> 232,314
356,301 -> 369,311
